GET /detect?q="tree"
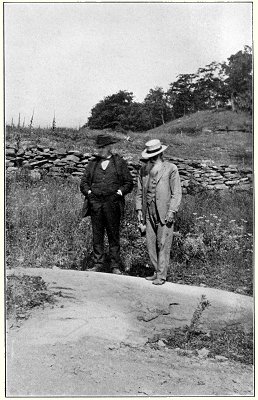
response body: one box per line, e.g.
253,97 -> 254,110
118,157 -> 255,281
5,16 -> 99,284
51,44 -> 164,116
167,74 -> 196,118
222,46 -> 252,112
127,102 -> 152,131
192,62 -> 228,111
144,87 -> 173,128
88,90 -> 134,130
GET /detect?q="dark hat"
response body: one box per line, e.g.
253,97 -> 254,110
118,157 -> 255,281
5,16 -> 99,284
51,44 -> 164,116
96,134 -> 119,148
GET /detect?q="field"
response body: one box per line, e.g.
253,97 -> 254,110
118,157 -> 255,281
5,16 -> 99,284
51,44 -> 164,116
6,110 -> 253,167
6,109 -> 254,367
6,110 -> 253,295
6,171 -> 253,296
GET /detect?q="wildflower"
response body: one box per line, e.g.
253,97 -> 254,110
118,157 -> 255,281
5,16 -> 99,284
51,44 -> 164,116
193,213 -> 197,216
229,220 -> 236,223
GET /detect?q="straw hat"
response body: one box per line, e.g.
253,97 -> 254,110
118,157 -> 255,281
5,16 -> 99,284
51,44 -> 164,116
141,139 -> 168,159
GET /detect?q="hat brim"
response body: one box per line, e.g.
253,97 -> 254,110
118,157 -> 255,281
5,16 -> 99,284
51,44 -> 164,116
141,145 -> 168,159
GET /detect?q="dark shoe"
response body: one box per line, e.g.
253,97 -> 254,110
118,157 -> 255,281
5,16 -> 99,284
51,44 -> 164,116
152,279 -> 165,285
112,268 -> 122,275
145,274 -> 157,281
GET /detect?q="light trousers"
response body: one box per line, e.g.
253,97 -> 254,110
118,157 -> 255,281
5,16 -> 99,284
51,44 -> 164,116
146,201 -> 174,280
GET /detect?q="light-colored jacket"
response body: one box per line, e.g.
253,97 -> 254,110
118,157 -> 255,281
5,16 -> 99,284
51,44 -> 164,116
135,161 -> 182,224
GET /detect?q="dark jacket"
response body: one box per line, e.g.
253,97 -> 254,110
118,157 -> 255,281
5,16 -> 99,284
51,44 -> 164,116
80,154 -> 134,198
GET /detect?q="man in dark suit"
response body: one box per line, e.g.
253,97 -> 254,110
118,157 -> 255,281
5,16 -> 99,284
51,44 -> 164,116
80,134 -> 133,274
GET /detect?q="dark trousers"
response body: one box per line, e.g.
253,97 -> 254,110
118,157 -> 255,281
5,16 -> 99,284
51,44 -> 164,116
89,194 -> 122,269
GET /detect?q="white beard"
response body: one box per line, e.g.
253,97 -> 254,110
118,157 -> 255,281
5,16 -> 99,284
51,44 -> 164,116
149,159 -> 163,176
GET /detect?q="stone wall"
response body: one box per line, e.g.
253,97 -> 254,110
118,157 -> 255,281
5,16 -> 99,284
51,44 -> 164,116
6,142 -> 253,193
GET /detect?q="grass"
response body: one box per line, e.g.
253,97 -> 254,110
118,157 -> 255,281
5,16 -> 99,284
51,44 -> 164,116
6,274 -> 57,323
6,172 -> 253,296
149,295 -> 253,365
6,109 -> 253,167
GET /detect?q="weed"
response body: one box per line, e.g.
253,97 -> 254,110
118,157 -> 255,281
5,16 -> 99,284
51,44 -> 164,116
187,295 -> 211,339
6,274 -> 56,321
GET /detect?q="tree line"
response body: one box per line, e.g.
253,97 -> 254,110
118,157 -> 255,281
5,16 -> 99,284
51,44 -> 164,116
87,46 -> 252,132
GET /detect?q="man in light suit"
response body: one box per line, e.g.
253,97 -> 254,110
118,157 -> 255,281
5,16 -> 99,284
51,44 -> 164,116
136,139 -> 182,285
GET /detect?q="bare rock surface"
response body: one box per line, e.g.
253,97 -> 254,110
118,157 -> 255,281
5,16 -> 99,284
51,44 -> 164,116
6,267 -> 253,396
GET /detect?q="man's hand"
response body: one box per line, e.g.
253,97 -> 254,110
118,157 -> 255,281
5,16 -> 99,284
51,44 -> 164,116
137,210 -> 143,223
165,210 -> 175,225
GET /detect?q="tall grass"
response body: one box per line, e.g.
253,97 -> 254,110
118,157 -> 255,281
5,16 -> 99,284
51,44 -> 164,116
6,173 -> 253,294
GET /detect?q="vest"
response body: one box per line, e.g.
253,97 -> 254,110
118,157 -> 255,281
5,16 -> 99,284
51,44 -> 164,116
91,157 -> 121,196
146,172 -> 158,204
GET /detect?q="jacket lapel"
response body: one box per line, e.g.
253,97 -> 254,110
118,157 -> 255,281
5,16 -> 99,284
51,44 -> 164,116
156,162 -> 166,184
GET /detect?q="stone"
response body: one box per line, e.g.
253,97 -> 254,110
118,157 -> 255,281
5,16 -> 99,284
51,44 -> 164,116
36,144 -> 46,151
6,160 -> 14,167
7,166 -> 18,173
54,148 -> 67,156
29,160 -> 47,168
197,347 -> 210,358
22,161 -> 31,168
157,340 -> 166,348
37,151 -> 51,157
215,355 -> 228,362
225,180 -> 239,185
72,171 -> 84,176
83,152 -> 92,158
225,167 -> 238,173
63,155 -> 80,163
214,184 -> 227,190
68,150 -> 83,158
42,163 -> 53,169
16,149 -> 25,157
6,148 -> 16,157
6,142 -> 17,150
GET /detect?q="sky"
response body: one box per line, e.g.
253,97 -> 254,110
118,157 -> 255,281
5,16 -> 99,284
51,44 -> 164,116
5,2 -> 252,128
